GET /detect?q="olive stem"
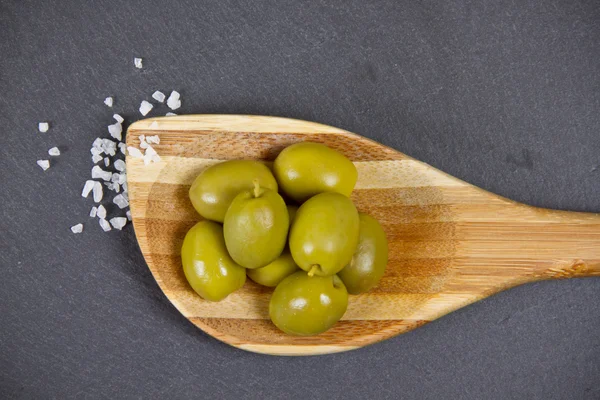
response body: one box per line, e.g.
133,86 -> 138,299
252,179 -> 263,198
308,265 -> 320,277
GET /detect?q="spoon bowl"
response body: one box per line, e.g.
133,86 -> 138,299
126,115 -> 600,355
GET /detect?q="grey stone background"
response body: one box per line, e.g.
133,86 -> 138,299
1,0 -> 599,399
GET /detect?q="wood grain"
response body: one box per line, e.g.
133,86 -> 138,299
126,115 -> 600,356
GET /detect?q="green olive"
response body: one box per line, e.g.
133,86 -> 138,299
189,160 -> 278,222
247,250 -> 299,287
338,213 -> 388,294
269,271 -> 348,336
286,205 -> 298,227
181,221 -> 246,301
273,142 -> 358,203
224,181 -> 289,269
289,192 -> 359,277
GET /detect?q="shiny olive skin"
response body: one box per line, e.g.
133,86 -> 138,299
247,250 -> 299,287
289,192 -> 359,277
338,213 -> 388,294
270,271 -> 348,336
286,205 -> 298,227
224,183 -> 289,269
189,160 -> 278,222
181,221 -> 246,301
273,142 -> 358,203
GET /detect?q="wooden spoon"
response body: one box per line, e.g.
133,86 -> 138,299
126,115 -> 600,356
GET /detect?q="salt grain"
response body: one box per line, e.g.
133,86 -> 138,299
166,91 -> 181,110
101,139 -> 117,156
70,224 -> 84,234
104,157 -> 110,167
113,114 -> 124,123
90,206 -> 98,218
97,205 -> 107,219
113,194 -> 129,209
145,135 -> 160,144
152,91 -> 165,102
134,57 -> 143,69
140,141 -> 149,149
104,97 -> 113,107
37,160 -> 50,171
92,181 -> 103,202
81,180 -> 96,197
127,146 -> 143,158
92,154 -> 103,164
122,182 -> 128,192
149,121 -> 159,130
99,218 -> 111,232
38,122 -> 49,132
110,217 -> 127,230
111,173 -> 120,183
108,122 -> 123,141
165,112 -> 176,116
126,210 -> 132,221
139,100 -> 153,116
117,173 -> 127,185
118,142 -> 127,155
92,165 -> 113,181
114,159 -> 126,172
48,147 -> 60,156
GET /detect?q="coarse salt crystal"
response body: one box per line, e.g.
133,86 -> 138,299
99,218 -> 111,232
109,217 -> 127,230
104,97 -> 113,107
81,180 -> 96,198
113,194 -> 129,209
166,91 -> 181,110
70,224 -> 84,234
126,210 -> 132,221
134,57 -> 143,69
165,112 -> 176,116
143,145 -> 158,165
111,173 -> 120,183
101,139 -> 117,156
114,182 -> 121,193
122,182 -> 128,192
127,147 -> 143,158
92,154 -> 103,164
113,114 -> 124,123
118,142 -> 127,155
104,157 -> 110,167
92,165 -> 113,181
37,160 -> 50,171
117,173 -> 127,185
139,100 -> 153,116
145,135 -> 160,144
90,206 -> 98,218
114,159 -> 126,172
140,141 -> 149,149
38,122 -> 49,132
152,91 -> 165,102
97,205 -> 107,219
48,147 -> 60,156
92,137 -> 103,149
108,123 -> 123,141
92,181 -> 103,202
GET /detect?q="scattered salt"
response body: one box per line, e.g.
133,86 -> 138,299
118,142 -> 127,155
92,181 -> 103,202
140,141 -> 149,149
99,218 -> 111,232
81,180 -> 96,197
113,194 -> 129,209
37,160 -> 50,171
113,182 -> 121,193
92,154 -> 103,164
139,100 -> 153,116
122,182 -> 128,192
126,210 -> 132,221
104,157 -> 110,167
127,146 -> 143,158
110,217 -> 127,230
165,112 -> 176,116
166,91 -> 181,110
104,97 -> 113,107
145,135 -> 160,144
111,173 -> 120,183
90,206 -> 98,218
38,122 -> 49,132
101,139 -> 117,156
114,159 -> 126,172
117,173 -> 127,185
134,57 -> 143,69
92,165 -> 113,181
70,224 -> 84,234
97,205 -> 107,219
113,114 -> 124,123
48,147 -> 60,156
108,123 -> 123,141
152,91 -> 165,102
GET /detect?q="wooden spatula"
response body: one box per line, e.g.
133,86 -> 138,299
126,115 -> 600,356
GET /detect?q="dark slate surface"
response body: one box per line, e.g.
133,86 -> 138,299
1,1 -> 599,399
